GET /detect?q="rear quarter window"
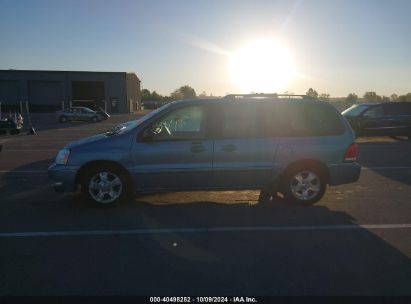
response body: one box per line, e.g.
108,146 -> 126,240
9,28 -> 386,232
384,103 -> 411,115
262,102 -> 345,137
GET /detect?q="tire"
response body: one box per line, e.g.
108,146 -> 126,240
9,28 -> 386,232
91,116 -> 99,123
59,116 -> 68,123
81,164 -> 131,207
281,165 -> 327,205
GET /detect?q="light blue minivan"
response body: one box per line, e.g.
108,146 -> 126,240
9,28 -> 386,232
48,94 -> 361,207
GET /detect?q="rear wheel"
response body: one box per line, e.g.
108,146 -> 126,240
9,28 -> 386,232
91,116 -> 99,122
59,116 -> 68,123
81,165 -> 130,207
281,166 -> 327,205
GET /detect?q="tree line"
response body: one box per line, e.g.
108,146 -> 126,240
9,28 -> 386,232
305,88 -> 411,110
141,85 -> 411,109
141,85 -> 201,102
306,88 -> 411,103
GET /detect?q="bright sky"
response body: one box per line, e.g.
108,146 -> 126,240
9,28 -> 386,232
1,0 -> 410,97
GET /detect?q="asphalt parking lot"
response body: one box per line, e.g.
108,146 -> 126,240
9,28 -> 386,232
1,113 -> 411,296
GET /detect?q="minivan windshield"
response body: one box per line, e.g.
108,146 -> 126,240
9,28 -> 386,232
105,102 -> 173,136
135,102 -> 173,125
341,104 -> 370,117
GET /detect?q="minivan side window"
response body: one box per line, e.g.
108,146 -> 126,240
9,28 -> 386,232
261,103 -> 344,137
384,103 -> 411,116
363,105 -> 384,118
145,105 -> 206,141
219,103 -> 259,138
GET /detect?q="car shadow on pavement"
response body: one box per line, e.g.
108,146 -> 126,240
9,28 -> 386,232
1,159 -> 411,295
358,140 -> 411,186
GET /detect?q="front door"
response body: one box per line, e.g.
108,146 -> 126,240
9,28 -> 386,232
382,103 -> 411,136
131,104 -> 213,191
360,105 -> 389,136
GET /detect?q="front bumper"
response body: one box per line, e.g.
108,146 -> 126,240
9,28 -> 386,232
328,162 -> 361,186
48,163 -> 79,193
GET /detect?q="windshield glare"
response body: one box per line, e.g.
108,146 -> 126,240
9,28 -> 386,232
106,103 -> 172,135
341,104 -> 370,117
135,102 -> 173,124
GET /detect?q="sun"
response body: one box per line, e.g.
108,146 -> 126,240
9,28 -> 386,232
229,39 -> 296,93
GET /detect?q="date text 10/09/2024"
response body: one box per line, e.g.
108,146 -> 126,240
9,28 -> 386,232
149,297 -> 258,303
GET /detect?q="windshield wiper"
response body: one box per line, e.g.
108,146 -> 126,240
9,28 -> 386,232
105,125 -> 126,136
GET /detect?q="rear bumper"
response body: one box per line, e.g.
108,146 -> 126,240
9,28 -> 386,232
48,163 -> 79,192
328,162 -> 361,185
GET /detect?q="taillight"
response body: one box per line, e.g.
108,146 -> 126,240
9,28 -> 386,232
344,143 -> 358,162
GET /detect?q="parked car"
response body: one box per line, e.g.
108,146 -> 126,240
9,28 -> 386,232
48,94 -> 361,207
342,102 -> 411,140
0,119 -> 22,135
56,107 -> 110,123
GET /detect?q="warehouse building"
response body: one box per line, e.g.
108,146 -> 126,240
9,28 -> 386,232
0,70 -> 141,113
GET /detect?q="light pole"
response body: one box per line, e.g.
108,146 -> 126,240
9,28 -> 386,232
25,100 -> 36,135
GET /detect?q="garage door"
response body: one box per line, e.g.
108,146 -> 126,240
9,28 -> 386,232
0,80 -> 20,106
28,81 -> 63,112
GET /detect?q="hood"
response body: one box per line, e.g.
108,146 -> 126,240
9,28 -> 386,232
64,120 -> 140,149
65,133 -> 108,149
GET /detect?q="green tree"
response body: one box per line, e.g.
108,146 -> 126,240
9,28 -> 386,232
171,85 -> 197,100
390,93 -> 398,102
381,96 -> 390,103
363,92 -> 382,103
398,93 -> 411,102
306,88 -> 318,98
151,91 -> 162,101
141,89 -> 151,101
319,93 -> 330,101
346,93 -> 358,103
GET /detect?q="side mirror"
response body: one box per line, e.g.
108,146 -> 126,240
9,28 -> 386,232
141,128 -> 155,142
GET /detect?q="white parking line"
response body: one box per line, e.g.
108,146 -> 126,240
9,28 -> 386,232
0,224 -> 410,238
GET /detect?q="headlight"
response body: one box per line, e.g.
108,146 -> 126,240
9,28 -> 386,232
55,148 -> 70,165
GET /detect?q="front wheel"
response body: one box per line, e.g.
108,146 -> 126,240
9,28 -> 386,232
91,116 -> 99,123
281,166 -> 327,205
59,116 -> 68,123
81,165 -> 130,207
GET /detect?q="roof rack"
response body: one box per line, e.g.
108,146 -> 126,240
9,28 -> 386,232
223,93 -> 307,99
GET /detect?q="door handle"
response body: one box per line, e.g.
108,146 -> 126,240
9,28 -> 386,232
191,146 -> 205,153
221,144 -> 236,152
